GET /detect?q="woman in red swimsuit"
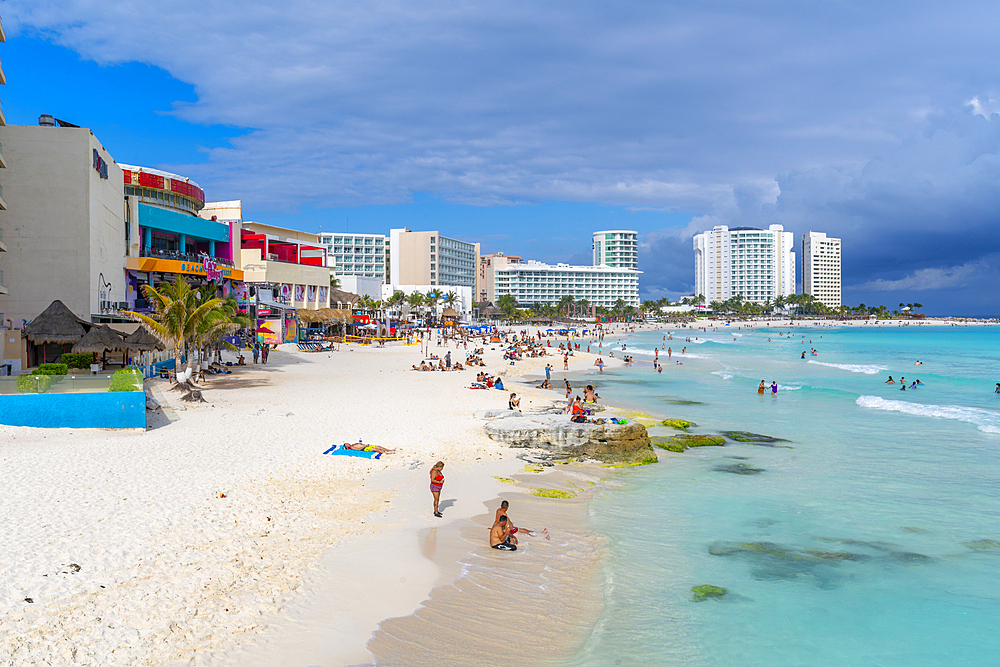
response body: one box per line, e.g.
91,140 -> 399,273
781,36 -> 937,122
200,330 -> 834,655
430,461 -> 445,517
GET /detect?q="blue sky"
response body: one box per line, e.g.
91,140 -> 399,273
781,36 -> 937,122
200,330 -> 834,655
5,1 -> 1000,315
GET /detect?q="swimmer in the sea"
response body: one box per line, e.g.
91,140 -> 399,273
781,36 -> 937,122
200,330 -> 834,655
886,376 -> 895,384
915,360 -> 923,365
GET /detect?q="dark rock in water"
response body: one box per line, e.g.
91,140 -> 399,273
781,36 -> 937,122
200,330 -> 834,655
661,419 -> 697,430
651,434 -> 725,452
720,430 -> 791,444
726,455 -> 750,460
664,398 -> 706,405
802,550 -> 872,562
884,550 -> 936,564
691,584 -> 728,602
963,539 -> 1000,551
714,463 -> 764,475
901,526 -> 932,534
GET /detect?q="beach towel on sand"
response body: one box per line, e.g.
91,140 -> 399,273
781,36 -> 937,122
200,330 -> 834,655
322,445 -> 382,459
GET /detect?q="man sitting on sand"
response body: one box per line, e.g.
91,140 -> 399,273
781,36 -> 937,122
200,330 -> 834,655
342,442 -> 396,454
490,515 -> 517,551
495,500 -> 546,539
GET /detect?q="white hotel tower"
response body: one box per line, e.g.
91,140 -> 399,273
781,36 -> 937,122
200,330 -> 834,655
593,230 -> 638,270
694,225 -> 795,303
801,231 -> 842,307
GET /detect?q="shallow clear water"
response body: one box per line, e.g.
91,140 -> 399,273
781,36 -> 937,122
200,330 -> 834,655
572,324 -> 1000,666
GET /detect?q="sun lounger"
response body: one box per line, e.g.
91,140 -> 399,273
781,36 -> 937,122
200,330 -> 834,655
322,444 -> 382,459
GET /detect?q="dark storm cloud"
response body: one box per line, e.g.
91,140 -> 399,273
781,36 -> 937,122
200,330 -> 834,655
9,0 -> 1000,313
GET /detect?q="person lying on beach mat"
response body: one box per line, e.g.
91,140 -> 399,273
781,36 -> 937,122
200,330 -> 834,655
342,442 -> 396,454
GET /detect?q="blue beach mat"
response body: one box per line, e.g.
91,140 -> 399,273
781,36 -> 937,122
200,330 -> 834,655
323,445 -> 382,459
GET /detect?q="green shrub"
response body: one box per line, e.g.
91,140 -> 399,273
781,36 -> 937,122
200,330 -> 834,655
37,363 -> 69,376
59,353 -> 94,369
16,374 -> 54,393
109,369 -> 142,393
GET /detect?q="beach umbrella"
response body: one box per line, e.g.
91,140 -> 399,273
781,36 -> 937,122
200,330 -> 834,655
72,325 -> 126,354
123,326 -> 165,352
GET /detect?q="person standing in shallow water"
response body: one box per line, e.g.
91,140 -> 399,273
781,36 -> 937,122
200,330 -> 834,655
770,381 -> 778,395
758,380 -> 766,395
430,461 -> 445,517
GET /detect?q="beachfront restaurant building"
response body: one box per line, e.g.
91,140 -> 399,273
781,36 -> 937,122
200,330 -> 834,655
239,222 -> 332,343
121,165 -> 245,316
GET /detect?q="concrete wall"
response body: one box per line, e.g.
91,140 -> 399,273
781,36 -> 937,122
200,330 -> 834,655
0,390 -> 146,429
0,125 -> 126,324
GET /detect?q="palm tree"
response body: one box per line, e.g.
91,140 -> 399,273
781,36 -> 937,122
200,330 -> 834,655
443,290 -> 458,310
330,276 -> 341,290
121,275 -> 226,385
496,294 -> 520,319
557,294 -> 575,318
577,298 -> 591,319
407,291 -> 425,323
425,290 -> 441,322
388,290 -> 407,320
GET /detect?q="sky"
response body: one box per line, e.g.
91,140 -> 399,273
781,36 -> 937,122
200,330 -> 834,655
4,1 -> 1000,316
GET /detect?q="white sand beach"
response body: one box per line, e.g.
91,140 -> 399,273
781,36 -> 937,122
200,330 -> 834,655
0,330 -> 626,667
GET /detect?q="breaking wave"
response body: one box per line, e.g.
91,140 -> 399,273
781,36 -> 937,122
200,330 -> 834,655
807,361 -> 888,375
856,396 -> 1000,434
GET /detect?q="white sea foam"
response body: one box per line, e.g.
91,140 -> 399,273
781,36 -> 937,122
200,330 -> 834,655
781,385 -> 803,391
807,361 -> 888,375
856,396 -> 1000,434
712,370 -> 734,380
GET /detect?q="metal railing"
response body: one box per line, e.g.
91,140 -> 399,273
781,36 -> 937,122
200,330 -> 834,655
140,246 -> 234,268
0,270 -> 4,286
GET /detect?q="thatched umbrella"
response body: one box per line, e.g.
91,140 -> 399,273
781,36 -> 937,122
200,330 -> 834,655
72,324 -> 126,370
124,326 -> 165,374
22,300 -> 92,364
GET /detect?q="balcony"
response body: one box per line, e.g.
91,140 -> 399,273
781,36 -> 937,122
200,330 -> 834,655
140,246 -> 234,268
0,140 -> 6,168
0,269 -> 5,294
0,225 -> 5,252
0,183 -> 6,210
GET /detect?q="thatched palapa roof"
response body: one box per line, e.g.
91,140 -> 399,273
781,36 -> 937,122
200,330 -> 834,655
124,326 -> 166,351
72,324 -> 126,354
329,288 -> 361,308
297,307 -> 350,323
22,300 -> 92,345
442,307 -> 460,319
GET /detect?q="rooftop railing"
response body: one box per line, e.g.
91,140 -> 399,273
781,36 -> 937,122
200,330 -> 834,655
140,246 -> 234,268
0,373 -> 142,395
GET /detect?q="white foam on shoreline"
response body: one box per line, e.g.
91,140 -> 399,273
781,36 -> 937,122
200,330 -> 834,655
856,395 -> 1000,434
808,360 -> 888,375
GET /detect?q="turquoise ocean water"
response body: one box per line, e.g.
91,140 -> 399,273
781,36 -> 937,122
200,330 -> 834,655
572,324 -> 1000,666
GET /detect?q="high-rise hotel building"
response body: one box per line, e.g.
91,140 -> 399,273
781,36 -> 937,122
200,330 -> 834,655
694,225 -> 795,303
593,230 -> 638,269
801,231 -> 841,307
318,232 -> 387,283
389,228 -> 479,288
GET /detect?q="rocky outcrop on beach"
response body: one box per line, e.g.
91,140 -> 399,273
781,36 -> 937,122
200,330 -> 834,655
477,410 -> 656,465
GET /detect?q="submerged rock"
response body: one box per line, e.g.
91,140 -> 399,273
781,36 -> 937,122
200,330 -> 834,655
651,434 -> 725,452
720,431 -> 792,445
713,463 -> 765,475
691,584 -> 727,602
661,419 -> 697,430
963,539 -> 1000,551
483,412 -> 656,465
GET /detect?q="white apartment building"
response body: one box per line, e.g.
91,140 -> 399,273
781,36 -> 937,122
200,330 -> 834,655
493,260 -> 640,309
694,225 -> 795,304
801,231 -> 842,307
319,232 -> 387,282
593,230 -> 639,269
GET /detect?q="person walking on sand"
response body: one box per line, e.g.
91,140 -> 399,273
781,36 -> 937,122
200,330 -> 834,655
252,344 -> 260,364
545,364 -> 552,382
430,462 -> 445,517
